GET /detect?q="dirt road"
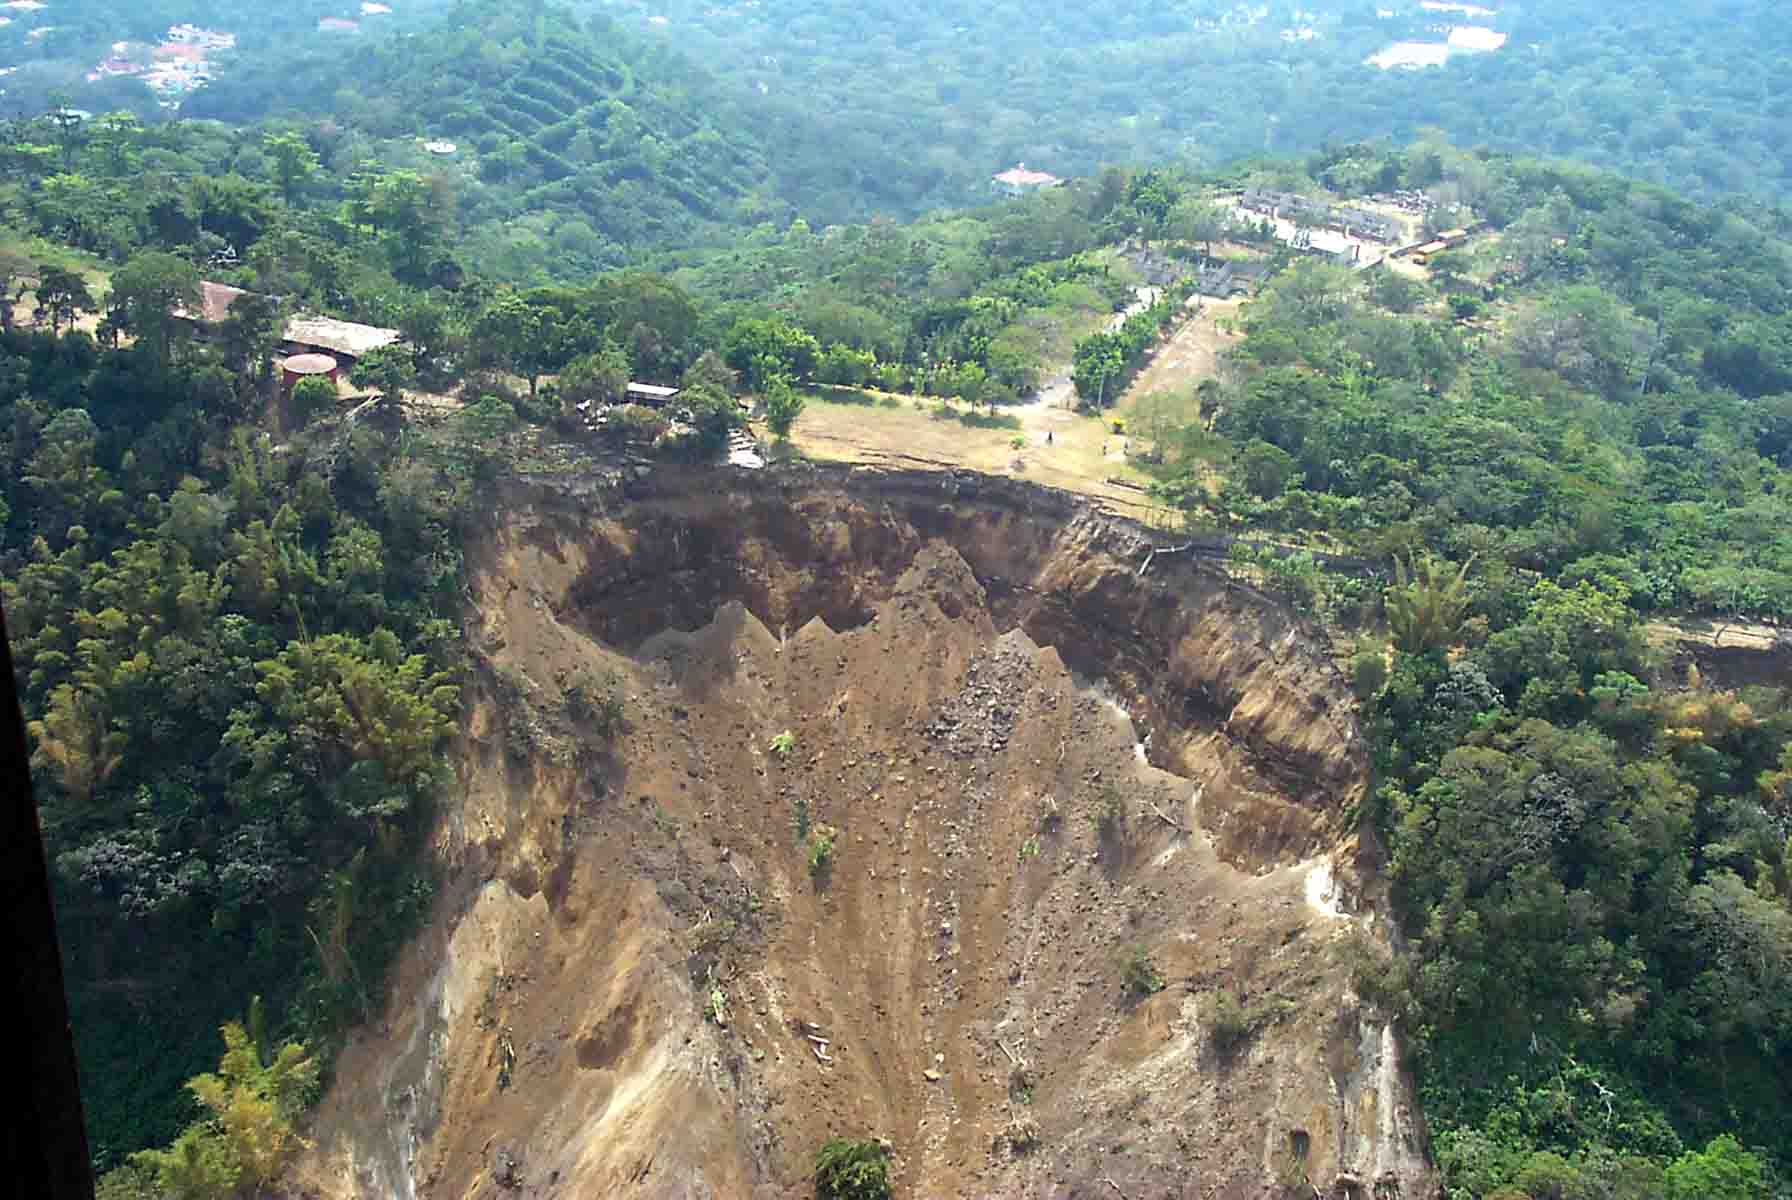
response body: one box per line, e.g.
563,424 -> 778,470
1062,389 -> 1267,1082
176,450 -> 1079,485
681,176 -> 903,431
1119,295 -> 1243,405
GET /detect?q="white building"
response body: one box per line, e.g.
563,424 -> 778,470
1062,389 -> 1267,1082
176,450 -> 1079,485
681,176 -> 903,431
991,163 -> 1064,198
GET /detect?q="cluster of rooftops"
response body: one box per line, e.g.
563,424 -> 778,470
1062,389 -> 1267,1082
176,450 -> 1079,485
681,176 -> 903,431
1239,188 -> 1400,244
180,281 -> 398,357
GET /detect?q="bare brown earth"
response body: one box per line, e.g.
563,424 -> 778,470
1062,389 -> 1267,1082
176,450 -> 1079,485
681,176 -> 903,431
296,464 -> 1433,1200
788,399 -> 1174,527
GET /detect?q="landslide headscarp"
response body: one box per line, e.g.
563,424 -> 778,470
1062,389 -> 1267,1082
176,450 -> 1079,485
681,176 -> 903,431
299,465 -> 1431,1200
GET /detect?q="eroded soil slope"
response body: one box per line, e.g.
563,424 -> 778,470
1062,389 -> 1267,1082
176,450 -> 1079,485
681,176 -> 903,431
299,466 -> 1431,1200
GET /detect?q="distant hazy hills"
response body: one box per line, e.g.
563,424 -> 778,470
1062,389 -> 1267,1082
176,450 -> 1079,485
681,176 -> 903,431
584,0 -> 1792,211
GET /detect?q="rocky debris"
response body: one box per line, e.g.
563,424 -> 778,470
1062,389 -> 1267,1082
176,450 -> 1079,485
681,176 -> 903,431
994,1115 -> 1042,1156
921,632 -> 1037,756
491,1145 -> 522,1189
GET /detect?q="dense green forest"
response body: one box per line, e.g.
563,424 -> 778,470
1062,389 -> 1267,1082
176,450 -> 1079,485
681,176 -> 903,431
1,326 -> 459,1162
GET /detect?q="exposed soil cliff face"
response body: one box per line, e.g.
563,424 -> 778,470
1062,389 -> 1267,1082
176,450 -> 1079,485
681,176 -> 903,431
299,465 -> 1433,1200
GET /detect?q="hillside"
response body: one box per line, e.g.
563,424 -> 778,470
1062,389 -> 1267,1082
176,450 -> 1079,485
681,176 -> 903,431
21,0 -> 1792,272
183,1 -> 799,278
297,465 -> 1430,1198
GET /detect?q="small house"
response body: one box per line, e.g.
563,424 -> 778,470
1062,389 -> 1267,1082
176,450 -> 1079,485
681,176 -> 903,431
991,164 -> 1064,198
280,314 -> 402,365
1195,260 -> 1271,299
625,382 -> 681,405
178,285 -> 400,368
173,280 -> 255,328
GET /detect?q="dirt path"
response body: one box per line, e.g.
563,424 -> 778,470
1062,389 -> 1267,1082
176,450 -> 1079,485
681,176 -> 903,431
1118,296 -> 1243,405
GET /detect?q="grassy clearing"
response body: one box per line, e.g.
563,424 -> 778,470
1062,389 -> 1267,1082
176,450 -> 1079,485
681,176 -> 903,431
0,226 -> 114,291
791,387 -> 1175,526
0,226 -> 116,333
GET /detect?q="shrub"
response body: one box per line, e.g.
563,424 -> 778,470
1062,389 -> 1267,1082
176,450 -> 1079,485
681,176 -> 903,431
817,343 -> 877,387
998,1115 -> 1041,1155
1348,641 -> 1390,700
94,1162 -> 160,1200
1448,294 -> 1484,321
1333,929 -> 1406,1012
1514,1152 -> 1593,1200
765,375 -> 806,440
1120,945 -> 1164,997
1664,1135 -> 1765,1200
559,344 -> 629,409
600,403 -> 668,445
1204,989 -> 1293,1056
1094,785 -> 1126,838
1206,988 -> 1253,1050
703,979 -> 727,1025
289,374 -> 336,427
807,825 -> 837,879
131,1017 -> 318,1198
814,1137 -> 890,1200
565,669 -> 625,738
952,405 -> 1017,429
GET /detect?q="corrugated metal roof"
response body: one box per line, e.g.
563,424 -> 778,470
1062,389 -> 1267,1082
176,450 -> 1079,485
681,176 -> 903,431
175,280 -> 251,324
283,315 -> 401,359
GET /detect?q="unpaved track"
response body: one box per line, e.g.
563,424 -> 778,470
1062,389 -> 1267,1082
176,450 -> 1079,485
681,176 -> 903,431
1119,296 -> 1243,405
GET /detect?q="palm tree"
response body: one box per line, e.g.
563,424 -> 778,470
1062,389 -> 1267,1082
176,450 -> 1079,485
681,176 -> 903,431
1386,553 -> 1476,654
